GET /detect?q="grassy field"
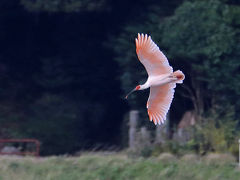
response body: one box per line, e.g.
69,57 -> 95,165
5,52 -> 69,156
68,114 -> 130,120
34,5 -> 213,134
0,153 -> 239,180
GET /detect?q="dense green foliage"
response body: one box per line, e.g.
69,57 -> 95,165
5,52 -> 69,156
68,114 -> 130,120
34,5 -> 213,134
161,0 -> 240,116
0,154 -> 239,180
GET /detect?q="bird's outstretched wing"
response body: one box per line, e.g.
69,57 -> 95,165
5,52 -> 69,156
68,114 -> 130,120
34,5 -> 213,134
135,33 -> 173,76
147,83 -> 175,125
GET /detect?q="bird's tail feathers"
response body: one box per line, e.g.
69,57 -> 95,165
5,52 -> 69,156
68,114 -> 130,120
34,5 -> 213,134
173,70 -> 185,84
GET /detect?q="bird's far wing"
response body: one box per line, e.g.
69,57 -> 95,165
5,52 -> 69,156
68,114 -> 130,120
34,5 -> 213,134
136,33 -> 173,77
147,83 -> 175,125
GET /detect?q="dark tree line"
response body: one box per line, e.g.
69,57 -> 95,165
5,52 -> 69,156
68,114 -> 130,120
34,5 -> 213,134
0,0 -> 129,155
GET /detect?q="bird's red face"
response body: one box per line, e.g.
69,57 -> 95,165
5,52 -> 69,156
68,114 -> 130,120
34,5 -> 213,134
125,85 -> 141,99
135,85 -> 141,90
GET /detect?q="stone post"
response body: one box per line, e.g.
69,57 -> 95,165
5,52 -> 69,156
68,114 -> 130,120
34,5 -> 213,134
140,127 -> 151,147
155,112 -> 169,144
129,110 -> 138,149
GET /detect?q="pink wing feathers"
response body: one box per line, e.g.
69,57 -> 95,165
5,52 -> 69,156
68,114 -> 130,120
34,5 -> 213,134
135,33 -> 173,76
147,83 -> 175,125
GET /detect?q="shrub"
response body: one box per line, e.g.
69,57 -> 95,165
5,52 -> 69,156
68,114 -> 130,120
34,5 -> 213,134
190,107 -> 240,156
181,154 -> 199,163
204,153 -> 236,165
157,153 -> 177,163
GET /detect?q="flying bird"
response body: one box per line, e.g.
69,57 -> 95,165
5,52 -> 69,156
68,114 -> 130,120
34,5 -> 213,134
125,33 -> 185,125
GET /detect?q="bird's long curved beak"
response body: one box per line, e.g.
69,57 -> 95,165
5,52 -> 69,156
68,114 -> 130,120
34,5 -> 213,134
125,88 -> 136,99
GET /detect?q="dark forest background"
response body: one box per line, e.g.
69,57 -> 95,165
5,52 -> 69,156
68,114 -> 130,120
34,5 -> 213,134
0,0 -> 239,155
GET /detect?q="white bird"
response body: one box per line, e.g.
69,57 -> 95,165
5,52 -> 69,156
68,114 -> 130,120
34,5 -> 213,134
125,33 -> 185,125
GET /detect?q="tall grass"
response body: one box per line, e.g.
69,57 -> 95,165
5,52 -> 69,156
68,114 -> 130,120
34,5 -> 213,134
0,153 -> 239,180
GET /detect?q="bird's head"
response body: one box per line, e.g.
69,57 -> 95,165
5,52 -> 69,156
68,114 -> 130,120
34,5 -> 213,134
125,85 -> 141,99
